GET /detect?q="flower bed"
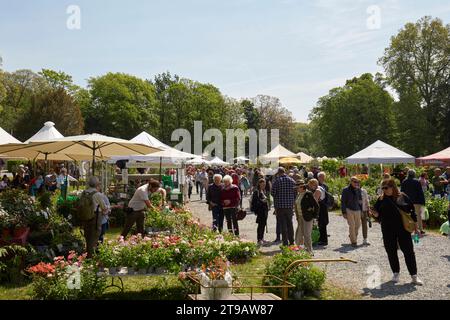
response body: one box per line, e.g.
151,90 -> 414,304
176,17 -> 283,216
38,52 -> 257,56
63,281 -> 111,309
27,251 -> 107,300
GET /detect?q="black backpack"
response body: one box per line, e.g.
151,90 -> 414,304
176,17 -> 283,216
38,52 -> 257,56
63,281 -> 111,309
325,191 -> 335,210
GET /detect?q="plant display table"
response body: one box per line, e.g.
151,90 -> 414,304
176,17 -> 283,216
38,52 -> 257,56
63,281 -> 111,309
188,293 -> 281,300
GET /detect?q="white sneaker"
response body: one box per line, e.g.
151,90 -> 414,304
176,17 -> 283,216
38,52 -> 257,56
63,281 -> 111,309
411,275 -> 423,286
363,239 -> 370,246
391,273 -> 400,283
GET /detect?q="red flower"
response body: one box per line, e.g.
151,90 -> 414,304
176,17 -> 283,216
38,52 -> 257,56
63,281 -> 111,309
27,262 -> 55,276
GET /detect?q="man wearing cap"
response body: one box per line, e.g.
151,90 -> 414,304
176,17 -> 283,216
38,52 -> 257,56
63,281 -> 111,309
341,177 -> 363,247
271,167 -> 296,246
401,169 -> 426,234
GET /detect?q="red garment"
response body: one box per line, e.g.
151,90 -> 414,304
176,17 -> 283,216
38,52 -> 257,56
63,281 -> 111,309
221,184 -> 241,208
232,173 -> 239,186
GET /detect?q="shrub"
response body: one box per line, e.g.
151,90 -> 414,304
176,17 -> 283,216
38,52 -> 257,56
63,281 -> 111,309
425,194 -> 448,228
0,244 -> 33,284
263,246 -> 326,298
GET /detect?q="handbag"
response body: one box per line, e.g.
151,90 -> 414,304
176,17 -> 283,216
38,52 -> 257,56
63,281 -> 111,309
387,197 -> 416,233
236,209 -> 247,221
399,209 -> 416,233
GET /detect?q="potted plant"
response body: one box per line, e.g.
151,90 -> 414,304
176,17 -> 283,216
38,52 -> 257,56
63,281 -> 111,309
198,257 -> 232,300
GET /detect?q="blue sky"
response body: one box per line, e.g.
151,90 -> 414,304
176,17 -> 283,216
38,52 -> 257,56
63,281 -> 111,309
1,0 -> 449,122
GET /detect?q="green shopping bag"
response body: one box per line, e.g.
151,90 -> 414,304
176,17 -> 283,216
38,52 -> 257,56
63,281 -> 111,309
440,221 -> 449,235
312,225 -> 320,245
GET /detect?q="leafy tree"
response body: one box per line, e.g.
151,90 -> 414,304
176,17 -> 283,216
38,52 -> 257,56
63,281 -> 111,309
242,99 -> 260,130
0,70 -> 45,135
380,16 -> 450,151
309,73 -> 396,157
14,88 -> 84,141
83,73 -> 158,139
252,95 -> 295,150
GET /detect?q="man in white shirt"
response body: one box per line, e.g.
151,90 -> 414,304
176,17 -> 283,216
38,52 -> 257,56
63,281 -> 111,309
121,179 -> 162,238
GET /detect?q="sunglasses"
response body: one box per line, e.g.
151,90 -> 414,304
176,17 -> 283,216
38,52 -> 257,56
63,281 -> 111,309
381,186 -> 392,190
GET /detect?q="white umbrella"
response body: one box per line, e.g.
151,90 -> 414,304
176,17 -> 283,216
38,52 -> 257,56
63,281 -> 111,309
0,122 -> 95,161
0,133 -> 161,175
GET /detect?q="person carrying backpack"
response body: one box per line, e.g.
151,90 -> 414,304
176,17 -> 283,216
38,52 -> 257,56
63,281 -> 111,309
295,180 -> 319,254
77,176 -> 108,258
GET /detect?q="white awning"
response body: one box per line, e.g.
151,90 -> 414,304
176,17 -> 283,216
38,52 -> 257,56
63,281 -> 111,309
346,140 -> 415,164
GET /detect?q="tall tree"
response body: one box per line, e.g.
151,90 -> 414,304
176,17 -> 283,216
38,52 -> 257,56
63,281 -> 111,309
380,16 -> 450,151
241,99 -> 260,130
84,73 -> 158,139
14,88 -> 84,141
252,95 -> 295,150
309,73 -> 396,157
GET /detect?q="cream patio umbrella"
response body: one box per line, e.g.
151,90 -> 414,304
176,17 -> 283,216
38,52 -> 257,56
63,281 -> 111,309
0,133 -> 161,175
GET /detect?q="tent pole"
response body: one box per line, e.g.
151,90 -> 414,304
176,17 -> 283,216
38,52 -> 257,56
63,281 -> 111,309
159,157 -> 162,182
92,145 -> 96,176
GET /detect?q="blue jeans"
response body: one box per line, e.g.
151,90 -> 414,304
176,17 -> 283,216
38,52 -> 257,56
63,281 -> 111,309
212,206 -> 224,232
99,222 -> 109,243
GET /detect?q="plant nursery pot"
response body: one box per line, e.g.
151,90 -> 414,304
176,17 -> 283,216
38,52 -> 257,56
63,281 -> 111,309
207,280 -> 232,300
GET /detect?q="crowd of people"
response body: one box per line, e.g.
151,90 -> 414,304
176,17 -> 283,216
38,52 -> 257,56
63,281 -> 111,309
181,164 -> 450,287
0,163 -> 79,199
4,158 -> 450,286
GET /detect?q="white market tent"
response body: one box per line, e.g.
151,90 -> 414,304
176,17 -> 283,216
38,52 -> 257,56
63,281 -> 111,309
130,131 -> 170,150
208,157 -> 229,166
0,127 -> 23,159
110,132 -> 196,166
186,156 -> 210,166
25,121 -> 64,143
233,156 -> 250,164
259,144 -> 297,161
346,140 -> 415,165
296,152 -> 314,164
0,127 -> 22,145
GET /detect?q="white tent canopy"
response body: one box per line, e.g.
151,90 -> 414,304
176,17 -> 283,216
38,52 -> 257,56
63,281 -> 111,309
130,131 -> 170,150
296,152 -> 314,164
0,127 -> 22,145
109,147 -> 196,166
208,157 -> 229,166
25,121 -> 64,143
346,140 -> 415,164
186,156 -> 210,166
260,144 -> 297,161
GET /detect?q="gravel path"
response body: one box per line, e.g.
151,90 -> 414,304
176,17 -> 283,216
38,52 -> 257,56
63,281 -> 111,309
187,192 -> 450,300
